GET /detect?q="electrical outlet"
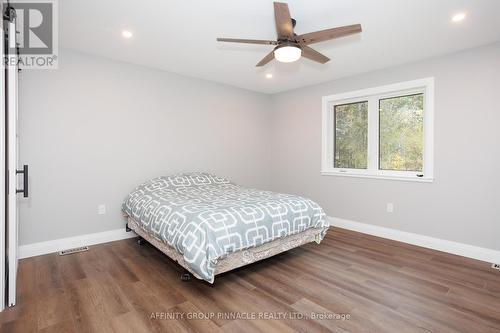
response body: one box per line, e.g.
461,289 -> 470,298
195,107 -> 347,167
386,203 -> 394,213
492,263 -> 500,270
97,204 -> 106,215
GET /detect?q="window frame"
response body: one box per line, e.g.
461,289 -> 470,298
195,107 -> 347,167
321,78 -> 434,182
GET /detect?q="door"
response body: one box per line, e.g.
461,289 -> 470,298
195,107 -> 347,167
0,2 -> 5,313
5,12 -> 23,308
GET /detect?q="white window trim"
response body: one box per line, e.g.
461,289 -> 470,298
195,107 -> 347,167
321,78 -> 434,183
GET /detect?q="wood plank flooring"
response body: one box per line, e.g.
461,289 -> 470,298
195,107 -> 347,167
1,227 -> 499,332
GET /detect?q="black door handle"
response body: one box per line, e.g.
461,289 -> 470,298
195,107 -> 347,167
16,164 -> 28,198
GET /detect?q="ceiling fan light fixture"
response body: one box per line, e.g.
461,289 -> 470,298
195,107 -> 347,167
274,44 -> 302,63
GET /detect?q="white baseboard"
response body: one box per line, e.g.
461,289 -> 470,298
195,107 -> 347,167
19,218 -> 500,264
19,228 -> 137,259
329,216 -> 500,264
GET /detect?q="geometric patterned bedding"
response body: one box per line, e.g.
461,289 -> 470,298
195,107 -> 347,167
122,173 -> 329,283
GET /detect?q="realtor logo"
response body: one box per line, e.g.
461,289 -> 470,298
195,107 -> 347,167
7,0 -> 58,69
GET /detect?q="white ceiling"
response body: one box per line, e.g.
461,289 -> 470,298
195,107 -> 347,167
60,0 -> 500,94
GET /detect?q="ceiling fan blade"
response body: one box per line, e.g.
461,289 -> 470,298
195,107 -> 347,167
301,46 -> 330,64
297,24 -> 362,45
274,2 -> 294,39
216,38 -> 277,45
256,50 -> 275,67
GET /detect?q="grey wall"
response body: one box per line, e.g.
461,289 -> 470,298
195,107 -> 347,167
269,42 -> 500,251
19,49 -> 271,245
19,43 -> 500,251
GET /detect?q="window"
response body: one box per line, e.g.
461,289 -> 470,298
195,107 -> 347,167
379,94 -> 423,172
334,101 -> 368,169
322,78 -> 434,182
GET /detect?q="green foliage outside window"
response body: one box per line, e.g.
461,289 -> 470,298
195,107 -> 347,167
333,94 -> 423,172
334,102 -> 368,169
379,94 -> 423,172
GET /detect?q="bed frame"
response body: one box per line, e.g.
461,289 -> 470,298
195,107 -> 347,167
125,215 -> 326,281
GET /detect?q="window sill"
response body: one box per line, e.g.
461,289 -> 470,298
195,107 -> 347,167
321,170 -> 434,183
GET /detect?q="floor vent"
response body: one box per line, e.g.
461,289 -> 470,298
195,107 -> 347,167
59,246 -> 89,256
492,263 -> 500,271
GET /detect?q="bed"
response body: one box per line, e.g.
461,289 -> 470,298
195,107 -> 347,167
122,173 -> 329,283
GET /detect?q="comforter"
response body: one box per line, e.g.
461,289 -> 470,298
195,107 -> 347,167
122,173 -> 329,282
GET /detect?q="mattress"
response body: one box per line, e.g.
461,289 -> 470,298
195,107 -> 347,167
122,173 -> 329,283
125,216 -> 325,280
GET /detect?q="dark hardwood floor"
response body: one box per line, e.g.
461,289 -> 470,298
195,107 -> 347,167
1,228 -> 499,332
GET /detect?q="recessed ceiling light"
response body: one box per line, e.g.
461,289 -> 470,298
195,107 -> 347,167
265,73 -> 273,79
451,13 -> 466,23
122,30 -> 133,39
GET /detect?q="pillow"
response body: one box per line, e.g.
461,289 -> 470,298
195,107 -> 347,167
164,172 -> 231,187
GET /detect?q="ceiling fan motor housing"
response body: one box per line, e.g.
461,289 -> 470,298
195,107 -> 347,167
274,40 -> 301,51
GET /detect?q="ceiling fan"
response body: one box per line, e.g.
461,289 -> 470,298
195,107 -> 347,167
216,2 -> 362,67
